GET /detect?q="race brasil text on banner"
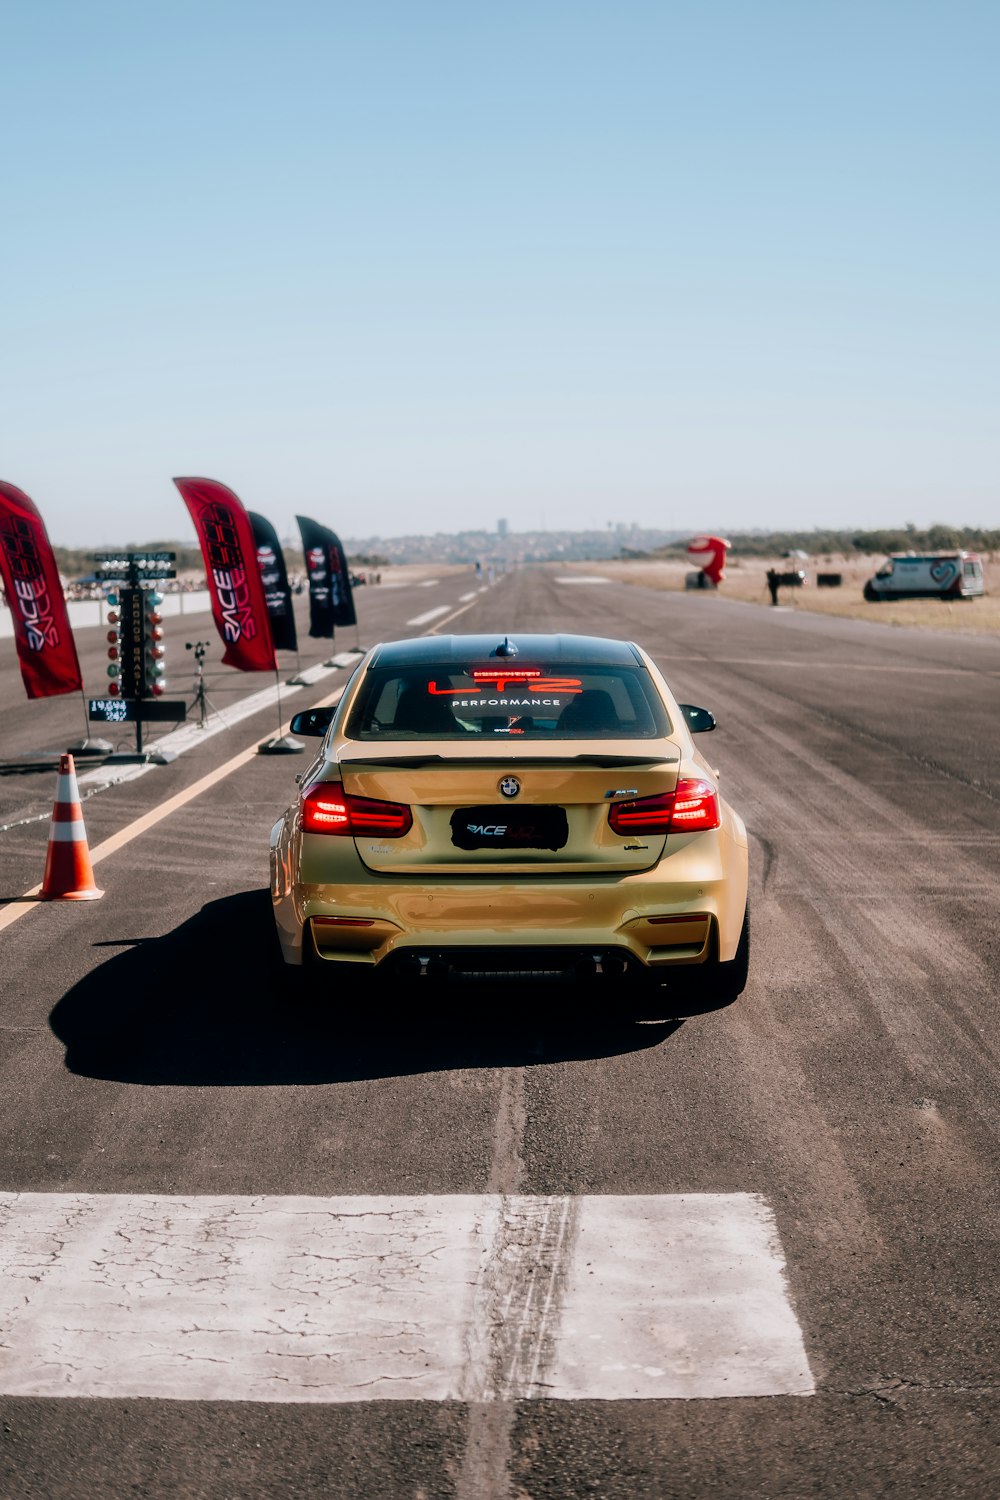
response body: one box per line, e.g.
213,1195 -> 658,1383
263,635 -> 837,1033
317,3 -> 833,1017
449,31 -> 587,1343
0,480 -> 83,700
173,478 -> 277,672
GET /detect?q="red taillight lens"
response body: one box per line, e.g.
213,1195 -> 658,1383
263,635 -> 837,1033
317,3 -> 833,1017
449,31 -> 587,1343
300,783 -> 412,837
608,778 -> 720,835
607,790 -> 676,833
670,778 -> 721,830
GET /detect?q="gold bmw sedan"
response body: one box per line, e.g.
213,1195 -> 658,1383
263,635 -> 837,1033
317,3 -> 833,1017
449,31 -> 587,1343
270,633 -> 749,1003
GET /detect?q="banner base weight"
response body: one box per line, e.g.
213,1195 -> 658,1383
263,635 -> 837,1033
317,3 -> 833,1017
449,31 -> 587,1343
258,735 -> 306,755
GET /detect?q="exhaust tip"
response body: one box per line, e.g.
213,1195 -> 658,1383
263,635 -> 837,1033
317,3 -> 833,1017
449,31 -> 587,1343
577,952 -> 631,980
401,954 -> 450,980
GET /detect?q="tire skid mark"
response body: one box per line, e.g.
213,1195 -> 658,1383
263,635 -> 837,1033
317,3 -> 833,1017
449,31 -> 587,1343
719,702 -> 1000,1133
458,1065 -> 575,1497
462,1194 -> 574,1401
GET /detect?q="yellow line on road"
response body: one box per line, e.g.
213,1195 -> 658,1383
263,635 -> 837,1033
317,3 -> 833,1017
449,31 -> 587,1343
0,586 -> 494,937
0,686 -> 345,936
0,884 -> 43,927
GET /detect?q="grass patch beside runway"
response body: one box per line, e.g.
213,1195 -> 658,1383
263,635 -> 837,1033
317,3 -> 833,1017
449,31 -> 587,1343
557,555 -> 1000,635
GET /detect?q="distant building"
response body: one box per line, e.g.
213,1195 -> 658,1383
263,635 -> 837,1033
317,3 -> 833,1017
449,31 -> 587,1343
497,518 -> 509,537
340,525 -> 685,565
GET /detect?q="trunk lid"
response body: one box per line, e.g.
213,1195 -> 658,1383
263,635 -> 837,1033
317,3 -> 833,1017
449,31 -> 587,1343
336,742 -> 681,874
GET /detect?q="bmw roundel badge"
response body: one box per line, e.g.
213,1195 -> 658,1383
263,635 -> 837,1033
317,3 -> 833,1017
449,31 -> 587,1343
499,776 -> 520,798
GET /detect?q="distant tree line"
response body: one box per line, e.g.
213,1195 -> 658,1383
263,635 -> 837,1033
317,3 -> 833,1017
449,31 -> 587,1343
53,541 -> 390,578
53,541 -> 206,577
646,524 -> 999,560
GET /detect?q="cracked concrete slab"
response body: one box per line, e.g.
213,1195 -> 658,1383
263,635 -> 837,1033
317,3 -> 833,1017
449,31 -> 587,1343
0,1192 -> 813,1402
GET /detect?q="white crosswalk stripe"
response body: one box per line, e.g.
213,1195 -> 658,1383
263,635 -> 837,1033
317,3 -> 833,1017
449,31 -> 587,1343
406,605 -> 453,626
0,1193 -> 813,1403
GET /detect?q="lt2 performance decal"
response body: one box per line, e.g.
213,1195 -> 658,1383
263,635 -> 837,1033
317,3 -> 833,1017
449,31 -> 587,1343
428,674 -> 582,696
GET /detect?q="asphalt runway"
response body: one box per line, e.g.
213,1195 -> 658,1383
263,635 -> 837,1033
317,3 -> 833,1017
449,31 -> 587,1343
1,569 -> 998,1499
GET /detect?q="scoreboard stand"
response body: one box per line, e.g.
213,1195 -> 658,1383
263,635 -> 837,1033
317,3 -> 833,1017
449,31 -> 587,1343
88,551 -> 187,762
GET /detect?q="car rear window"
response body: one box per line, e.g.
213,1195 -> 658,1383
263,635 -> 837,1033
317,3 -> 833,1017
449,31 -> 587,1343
345,662 -> 670,739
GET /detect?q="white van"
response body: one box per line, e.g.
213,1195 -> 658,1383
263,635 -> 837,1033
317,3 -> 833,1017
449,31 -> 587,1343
864,552 -> 985,602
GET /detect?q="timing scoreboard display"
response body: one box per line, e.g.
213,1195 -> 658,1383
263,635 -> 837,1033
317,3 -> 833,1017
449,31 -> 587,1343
89,699 -> 187,724
94,550 -> 177,581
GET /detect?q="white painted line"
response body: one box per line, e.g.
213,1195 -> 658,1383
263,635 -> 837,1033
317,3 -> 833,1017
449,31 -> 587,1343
477,586 -> 488,593
290,662 -> 335,685
459,591 -> 478,602
76,665 -> 339,796
426,571 -> 509,634
406,604 -> 452,626
0,600 -> 455,932
0,683 -> 346,937
554,576 -> 612,585
426,596 -> 484,634
326,650 -> 364,667
0,1193 -> 813,1403
418,578 -> 440,587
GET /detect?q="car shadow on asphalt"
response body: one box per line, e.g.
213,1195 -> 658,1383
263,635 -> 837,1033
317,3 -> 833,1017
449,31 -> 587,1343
49,889 -> 681,1085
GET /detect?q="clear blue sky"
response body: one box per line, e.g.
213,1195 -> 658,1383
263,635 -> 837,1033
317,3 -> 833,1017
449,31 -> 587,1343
2,1 -> 997,547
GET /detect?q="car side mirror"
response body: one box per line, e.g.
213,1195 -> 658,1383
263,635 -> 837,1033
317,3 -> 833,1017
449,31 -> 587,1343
678,703 -> 716,733
289,707 -> 336,736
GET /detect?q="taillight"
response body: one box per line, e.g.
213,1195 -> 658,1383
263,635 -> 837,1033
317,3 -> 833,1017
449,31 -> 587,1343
608,778 -> 720,835
300,783 -> 412,837
607,791 -> 676,833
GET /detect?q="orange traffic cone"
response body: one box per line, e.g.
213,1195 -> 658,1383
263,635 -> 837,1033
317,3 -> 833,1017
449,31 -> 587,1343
40,754 -> 103,901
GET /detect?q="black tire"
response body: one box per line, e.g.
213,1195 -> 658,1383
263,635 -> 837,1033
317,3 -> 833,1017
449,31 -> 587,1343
285,930 -> 363,1004
628,970 -> 678,1023
667,908 -> 749,1015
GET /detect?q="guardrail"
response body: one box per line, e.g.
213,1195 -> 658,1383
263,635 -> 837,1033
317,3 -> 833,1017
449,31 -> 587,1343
0,590 -> 213,640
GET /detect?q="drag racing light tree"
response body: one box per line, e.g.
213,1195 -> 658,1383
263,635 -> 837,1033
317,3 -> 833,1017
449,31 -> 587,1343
105,601 -> 123,695
107,585 -> 167,698
90,554 -> 183,758
142,590 -> 167,697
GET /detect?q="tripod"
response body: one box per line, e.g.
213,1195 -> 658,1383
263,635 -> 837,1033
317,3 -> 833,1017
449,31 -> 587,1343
186,641 -> 224,728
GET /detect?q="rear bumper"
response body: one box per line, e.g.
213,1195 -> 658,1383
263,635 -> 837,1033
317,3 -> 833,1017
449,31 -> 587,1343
272,822 -> 748,971
310,941 -> 704,983
307,915 -> 715,971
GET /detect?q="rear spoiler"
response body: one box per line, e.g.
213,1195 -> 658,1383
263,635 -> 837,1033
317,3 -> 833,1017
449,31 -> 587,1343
338,752 -> 680,769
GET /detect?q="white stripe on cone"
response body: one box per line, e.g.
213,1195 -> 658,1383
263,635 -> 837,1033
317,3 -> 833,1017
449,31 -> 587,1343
40,754 -> 103,900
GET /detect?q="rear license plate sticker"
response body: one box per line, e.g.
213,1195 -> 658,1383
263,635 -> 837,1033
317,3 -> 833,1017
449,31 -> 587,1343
450,805 -> 569,851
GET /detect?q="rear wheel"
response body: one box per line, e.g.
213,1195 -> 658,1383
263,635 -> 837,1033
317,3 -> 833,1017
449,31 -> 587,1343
627,970 -> 677,1023
662,908 -> 749,1015
286,928 -> 365,1005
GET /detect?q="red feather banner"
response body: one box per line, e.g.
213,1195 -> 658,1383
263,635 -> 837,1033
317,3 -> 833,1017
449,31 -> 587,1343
0,481 -> 83,699
174,477 -> 276,672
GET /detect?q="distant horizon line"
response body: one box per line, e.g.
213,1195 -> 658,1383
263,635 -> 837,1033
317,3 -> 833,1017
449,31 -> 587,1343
52,519 -> 999,553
